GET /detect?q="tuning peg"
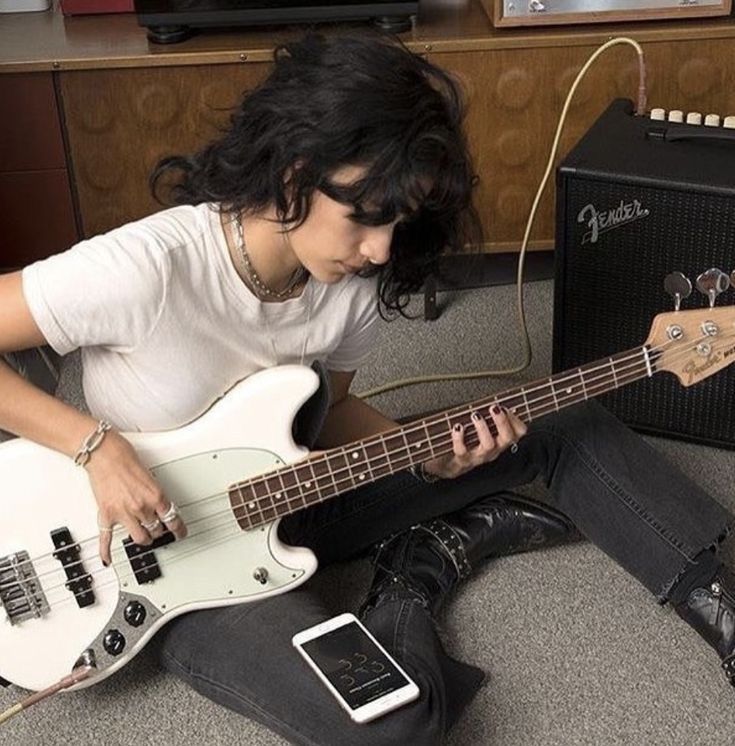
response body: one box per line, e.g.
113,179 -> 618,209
696,268 -> 730,308
664,271 -> 692,311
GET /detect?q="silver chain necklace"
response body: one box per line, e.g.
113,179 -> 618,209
234,213 -> 306,300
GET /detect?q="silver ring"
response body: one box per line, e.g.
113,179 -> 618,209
98,524 -> 114,533
510,442 -> 519,454
160,502 -> 178,523
141,518 -> 161,532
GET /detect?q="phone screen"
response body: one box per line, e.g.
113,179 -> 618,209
301,621 -> 411,710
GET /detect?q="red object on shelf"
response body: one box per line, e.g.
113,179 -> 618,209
60,0 -> 135,14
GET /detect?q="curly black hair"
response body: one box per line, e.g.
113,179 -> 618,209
151,32 -> 482,316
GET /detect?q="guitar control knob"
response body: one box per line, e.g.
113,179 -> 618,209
123,601 -> 147,628
253,567 -> 269,585
103,629 -> 126,656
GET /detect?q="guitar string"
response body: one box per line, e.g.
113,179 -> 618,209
0,328 -> 718,597
1,334 -> 676,589
4,354 -> 660,600
19,342 -> 705,615
6,328 -> 727,609
1,325 -> 725,606
8,349 -> 716,611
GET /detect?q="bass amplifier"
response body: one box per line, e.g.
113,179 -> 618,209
553,98 -> 735,448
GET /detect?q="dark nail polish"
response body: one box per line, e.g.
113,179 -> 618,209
102,559 -> 110,568
472,411 -> 481,420
492,405 -> 501,415
453,423 -> 463,432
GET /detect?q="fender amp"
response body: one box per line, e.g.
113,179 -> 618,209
553,98 -> 735,448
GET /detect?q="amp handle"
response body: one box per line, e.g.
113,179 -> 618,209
647,127 -> 735,146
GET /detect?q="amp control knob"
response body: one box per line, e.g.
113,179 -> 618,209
124,601 -> 147,627
103,629 -> 126,656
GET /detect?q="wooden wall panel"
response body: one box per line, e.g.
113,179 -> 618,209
58,63 -> 271,237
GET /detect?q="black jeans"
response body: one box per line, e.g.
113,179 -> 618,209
155,399 -> 731,746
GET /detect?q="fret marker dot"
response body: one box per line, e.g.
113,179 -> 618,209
352,452 -> 359,459
415,443 -> 422,449
359,473 -> 366,480
566,388 -> 572,394
248,502 -> 255,509
275,492 -> 282,500
305,481 -> 311,488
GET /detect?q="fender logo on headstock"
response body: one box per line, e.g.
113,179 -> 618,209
682,343 -> 735,385
683,354 -> 722,385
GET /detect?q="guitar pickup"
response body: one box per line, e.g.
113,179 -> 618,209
51,527 -> 95,608
123,531 -> 176,585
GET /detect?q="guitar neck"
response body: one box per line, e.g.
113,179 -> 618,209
230,345 -> 659,529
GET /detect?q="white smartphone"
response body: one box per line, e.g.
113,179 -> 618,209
292,612 -> 420,723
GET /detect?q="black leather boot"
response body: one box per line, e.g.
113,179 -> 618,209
674,567 -> 735,686
360,492 -> 580,619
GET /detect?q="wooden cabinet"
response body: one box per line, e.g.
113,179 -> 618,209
0,73 -> 78,269
3,4 -> 735,261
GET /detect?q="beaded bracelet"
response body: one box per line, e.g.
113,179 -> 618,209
409,462 -> 442,484
73,420 -> 112,467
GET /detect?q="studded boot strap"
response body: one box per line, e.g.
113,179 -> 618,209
722,654 -> 735,686
421,518 -> 472,581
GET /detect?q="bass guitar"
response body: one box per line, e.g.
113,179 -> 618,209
1,303 -> 734,693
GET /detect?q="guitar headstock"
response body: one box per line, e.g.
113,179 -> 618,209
647,306 -> 735,387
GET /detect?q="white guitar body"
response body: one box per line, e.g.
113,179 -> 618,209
0,365 -> 320,693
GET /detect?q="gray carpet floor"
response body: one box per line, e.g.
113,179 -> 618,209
2,279 -> 735,745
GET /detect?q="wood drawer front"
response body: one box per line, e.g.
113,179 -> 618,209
0,73 -> 66,173
59,63 -> 271,238
0,170 -> 77,268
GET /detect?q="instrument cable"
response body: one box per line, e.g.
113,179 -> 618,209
358,37 -> 647,399
0,665 -> 95,725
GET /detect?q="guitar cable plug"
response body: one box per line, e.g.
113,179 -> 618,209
0,664 -> 95,726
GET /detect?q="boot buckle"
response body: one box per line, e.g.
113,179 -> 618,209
721,654 -> 735,685
423,519 -> 472,580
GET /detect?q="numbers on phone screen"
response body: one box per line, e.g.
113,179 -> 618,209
337,653 -> 387,688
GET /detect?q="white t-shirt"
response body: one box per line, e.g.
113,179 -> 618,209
22,203 -> 380,432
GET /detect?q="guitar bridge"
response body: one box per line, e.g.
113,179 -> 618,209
0,550 -> 49,625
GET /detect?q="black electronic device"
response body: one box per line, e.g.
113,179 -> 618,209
553,98 -> 735,448
134,0 -> 419,43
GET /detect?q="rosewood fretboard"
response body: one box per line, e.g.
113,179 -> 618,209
228,345 -> 660,530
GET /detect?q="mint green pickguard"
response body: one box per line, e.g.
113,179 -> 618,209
117,447 -> 312,612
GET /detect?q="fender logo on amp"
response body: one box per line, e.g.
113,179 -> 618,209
577,199 -> 650,245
